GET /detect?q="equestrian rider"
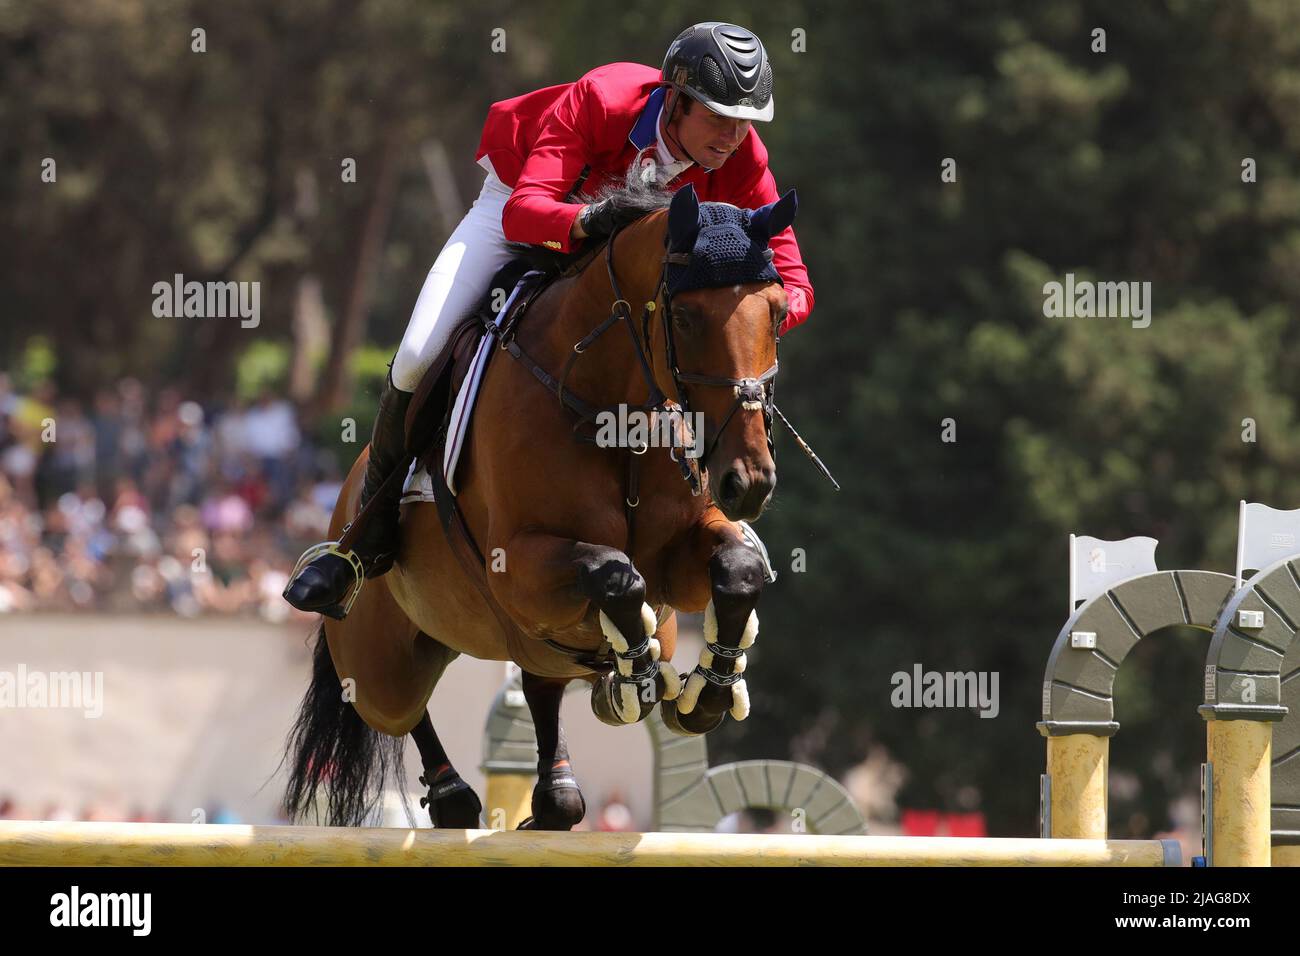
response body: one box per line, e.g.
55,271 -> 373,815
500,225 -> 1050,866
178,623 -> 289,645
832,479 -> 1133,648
283,21 -> 816,619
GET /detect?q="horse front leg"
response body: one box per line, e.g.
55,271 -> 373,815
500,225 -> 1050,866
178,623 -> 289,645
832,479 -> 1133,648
491,532 -> 681,726
659,512 -> 767,736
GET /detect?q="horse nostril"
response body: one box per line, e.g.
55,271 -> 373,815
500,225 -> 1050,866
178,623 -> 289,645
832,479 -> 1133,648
721,470 -> 746,506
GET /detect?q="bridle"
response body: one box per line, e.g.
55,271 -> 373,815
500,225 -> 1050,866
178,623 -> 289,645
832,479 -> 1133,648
568,220 -> 781,496
488,215 -> 839,538
610,219 -> 838,494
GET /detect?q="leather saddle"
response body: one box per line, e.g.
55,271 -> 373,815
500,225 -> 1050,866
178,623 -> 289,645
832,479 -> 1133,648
402,256 -> 552,472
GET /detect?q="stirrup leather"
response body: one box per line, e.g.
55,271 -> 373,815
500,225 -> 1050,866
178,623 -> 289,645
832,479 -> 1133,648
285,538 -> 366,619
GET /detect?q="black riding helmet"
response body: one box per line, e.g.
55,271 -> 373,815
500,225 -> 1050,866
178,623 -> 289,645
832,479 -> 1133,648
661,22 -> 774,122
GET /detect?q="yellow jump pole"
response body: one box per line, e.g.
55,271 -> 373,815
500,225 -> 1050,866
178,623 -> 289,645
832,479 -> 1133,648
1045,733 -> 1108,839
1274,845 -> 1300,867
1205,719 -> 1272,867
0,821 -> 1181,867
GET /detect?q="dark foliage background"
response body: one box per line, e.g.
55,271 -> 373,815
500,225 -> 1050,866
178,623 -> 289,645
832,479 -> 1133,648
5,0 -> 1300,836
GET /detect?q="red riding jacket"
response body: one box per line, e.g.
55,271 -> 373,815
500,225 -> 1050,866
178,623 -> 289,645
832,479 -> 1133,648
475,61 -> 814,334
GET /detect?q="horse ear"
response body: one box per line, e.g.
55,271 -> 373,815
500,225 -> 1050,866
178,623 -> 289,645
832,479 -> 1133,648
749,188 -> 798,241
667,183 -> 701,250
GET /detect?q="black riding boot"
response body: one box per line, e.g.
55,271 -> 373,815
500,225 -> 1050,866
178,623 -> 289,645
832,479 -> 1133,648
282,369 -> 414,618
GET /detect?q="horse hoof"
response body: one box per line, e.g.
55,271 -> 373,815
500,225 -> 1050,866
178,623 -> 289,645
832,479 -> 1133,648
589,672 -> 655,726
423,779 -> 483,828
529,781 -> 586,830
658,696 -> 724,737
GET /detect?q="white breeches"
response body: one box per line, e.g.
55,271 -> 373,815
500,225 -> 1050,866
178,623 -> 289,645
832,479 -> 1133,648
391,168 -> 517,393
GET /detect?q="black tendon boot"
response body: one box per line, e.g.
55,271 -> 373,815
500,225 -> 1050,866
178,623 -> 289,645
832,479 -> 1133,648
282,369 -> 414,619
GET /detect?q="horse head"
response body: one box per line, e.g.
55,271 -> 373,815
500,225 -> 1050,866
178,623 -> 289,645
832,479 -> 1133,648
659,182 -> 798,522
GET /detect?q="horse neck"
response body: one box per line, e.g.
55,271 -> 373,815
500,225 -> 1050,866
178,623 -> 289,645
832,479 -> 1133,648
543,213 -> 671,411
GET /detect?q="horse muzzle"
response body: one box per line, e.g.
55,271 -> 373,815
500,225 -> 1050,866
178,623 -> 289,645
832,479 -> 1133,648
713,462 -> 775,522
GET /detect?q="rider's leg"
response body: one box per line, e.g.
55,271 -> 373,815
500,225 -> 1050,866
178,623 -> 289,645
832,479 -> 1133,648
284,171 -> 517,618
347,364 -> 413,576
390,173 -> 515,393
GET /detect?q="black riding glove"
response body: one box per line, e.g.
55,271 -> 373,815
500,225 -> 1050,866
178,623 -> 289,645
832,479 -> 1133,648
579,198 -> 620,240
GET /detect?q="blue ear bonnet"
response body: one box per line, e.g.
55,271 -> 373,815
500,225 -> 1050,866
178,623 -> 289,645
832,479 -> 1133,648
663,185 -> 799,300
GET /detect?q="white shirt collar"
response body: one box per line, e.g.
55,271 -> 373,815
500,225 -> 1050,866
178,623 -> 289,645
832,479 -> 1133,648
653,108 -> 693,184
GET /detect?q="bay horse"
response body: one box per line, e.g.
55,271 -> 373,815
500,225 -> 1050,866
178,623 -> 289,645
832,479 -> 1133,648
284,179 -> 799,830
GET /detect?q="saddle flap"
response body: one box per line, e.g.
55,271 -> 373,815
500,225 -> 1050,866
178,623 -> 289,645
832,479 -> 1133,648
441,267 -> 555,493
405,260 -> 559,483
448,318 -> 485,402
405,317 -> 485,466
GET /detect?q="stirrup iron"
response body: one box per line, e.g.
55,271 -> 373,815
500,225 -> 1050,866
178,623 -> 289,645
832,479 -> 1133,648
284,538 -> 366,620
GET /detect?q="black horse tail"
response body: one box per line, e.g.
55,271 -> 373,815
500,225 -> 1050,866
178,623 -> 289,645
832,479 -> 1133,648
282,621 -> 404,826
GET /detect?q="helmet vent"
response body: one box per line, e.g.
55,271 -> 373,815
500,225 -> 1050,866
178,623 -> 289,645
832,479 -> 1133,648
754,63 -> 773,102
698,54 -> 729,100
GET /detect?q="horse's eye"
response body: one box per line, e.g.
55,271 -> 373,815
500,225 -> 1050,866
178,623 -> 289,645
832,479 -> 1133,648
672,308 -> 693,331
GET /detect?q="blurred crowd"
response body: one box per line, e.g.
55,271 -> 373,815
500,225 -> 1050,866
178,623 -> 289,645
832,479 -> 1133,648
0,794 -> 271,826
0,373 -> 344,621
